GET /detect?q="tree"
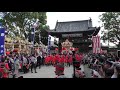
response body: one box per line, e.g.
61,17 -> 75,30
1,12 -> 49,44
99,12 -> 120,48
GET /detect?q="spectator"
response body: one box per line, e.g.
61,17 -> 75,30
30,54 -> 37,73
0,59 -> 10,78
14,56 -> 20,78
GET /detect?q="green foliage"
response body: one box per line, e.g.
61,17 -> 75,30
1,12 -> 49,44
99,12 -> 120,47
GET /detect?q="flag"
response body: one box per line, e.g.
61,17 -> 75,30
39,33 -> 41,44
92,35 -> 101,54
48,32 -> 51,55
0,23 -> 5,55
31,27 -> 35,45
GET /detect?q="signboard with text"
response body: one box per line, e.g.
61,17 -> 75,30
62,33 -> 83,38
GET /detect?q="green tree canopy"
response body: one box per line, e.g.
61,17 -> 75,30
1,12 -> 49,44
99,12 -> 120,47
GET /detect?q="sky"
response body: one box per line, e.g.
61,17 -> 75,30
47,12 -> 104,29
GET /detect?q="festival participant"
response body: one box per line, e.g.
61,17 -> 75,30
7,57 -> 12,71
74,61 -> 85,78
0,59 -> 10,78
45,55 -> 50,65
111,63 -> 120,78
37,55 -> 42,69
30,54 -> 37,73
80,53 -> 83,62
49,54 -> 53,65
55,53 -> 58,64
52,54 -> 56,66
14,56 -> 20,78
61,54 -> 65,64
22,55 -> 28,74
69,54 -> 73,65
63,54 -> 67,66
75,53 -> 83,62
58,54 -> 62,64
54,63 -> 67,78
66,54 -> 70,67
41,53 -> 45,66
9,55 -> 15,77
44,55 -> 47,65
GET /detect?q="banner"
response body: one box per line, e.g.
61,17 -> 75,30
31,27 -> 35,44
0,27 -> 5,55
92,35 -> 101,54
47,33 -> 51,55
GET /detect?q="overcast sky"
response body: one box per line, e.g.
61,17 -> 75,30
46,12 -> 115,46
47,12 -> 104,29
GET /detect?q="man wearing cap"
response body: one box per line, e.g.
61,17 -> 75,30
54,63 -> 67,78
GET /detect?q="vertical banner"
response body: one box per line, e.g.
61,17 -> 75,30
39,32 -> 41,44
0,26 -> 5,55
48,32 -> 51,55
92,35 -> 101,54
31,27 -> 35,54
31,27 -> 35,45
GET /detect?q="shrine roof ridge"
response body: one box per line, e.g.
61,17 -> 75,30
57,19 -> 90,23
48,27 -> 100,33
54,19 -> 97,32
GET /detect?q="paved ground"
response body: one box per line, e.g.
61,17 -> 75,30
17,64 -> 91,78
84,65 -> 92,78
20,65 -> 73,78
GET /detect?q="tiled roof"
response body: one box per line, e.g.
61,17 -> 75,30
55,19 -> 93,32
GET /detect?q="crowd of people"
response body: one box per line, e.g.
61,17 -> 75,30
0,51 -> 120,78
52,51 -> 120,78
0,53 -> 43,78
83,52 -> 120,78
0,51 -> 84,78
